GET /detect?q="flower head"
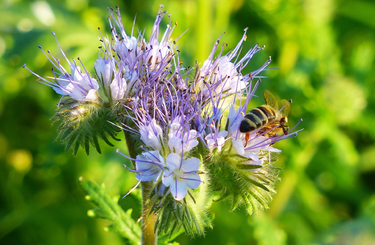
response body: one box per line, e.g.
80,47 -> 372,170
27,5 -> 303,237
162,153 -> 201,201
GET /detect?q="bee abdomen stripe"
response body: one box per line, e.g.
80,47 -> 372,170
250,108 -> 268,125
239,118 -> 257,132
244,113 -> 262,127
258,106 -> 276,119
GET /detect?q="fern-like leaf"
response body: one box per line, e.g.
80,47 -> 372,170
79,177 -> 141,244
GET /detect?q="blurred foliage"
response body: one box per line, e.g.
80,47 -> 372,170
1,0 -> 375,244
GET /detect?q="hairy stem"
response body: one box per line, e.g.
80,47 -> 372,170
123,129 -> 157,245
141,181 -> 157,245
123,129 -> 138,167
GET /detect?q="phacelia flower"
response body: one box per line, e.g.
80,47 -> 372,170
55,63 -> 100,101
27,5 -> 303,238
107,8 -> 140,67
168,117 -> 199,155
94,56 -> 114,88
24,34 -> 100,103
162,153 -> 201,201
232,133 -> 281,161
205,130 -> 228,152
139,119 -> 163,151
134,151 -> 165,182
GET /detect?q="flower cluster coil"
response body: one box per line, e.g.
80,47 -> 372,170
24,5 -> 302,235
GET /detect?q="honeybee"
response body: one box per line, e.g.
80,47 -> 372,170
239,90 -> 291,144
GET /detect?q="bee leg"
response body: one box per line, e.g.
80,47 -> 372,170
282,126 -> 289,135
244,133 -> 250,147
279,117 -> 289,135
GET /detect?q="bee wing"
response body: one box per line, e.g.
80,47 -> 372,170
264,90 -> 278,109
278,99 -> 291,117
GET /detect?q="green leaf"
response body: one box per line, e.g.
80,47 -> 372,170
79,177 -> 141,245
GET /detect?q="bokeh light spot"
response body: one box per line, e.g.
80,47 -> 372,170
7,149 -> 33,173
354,97 -> 367,109
31,1 -> 56,26
17,19 -> 34,32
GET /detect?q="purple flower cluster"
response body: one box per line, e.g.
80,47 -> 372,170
25,6 -> 302,202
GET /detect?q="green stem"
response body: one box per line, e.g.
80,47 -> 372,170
141,181 -> 157,245
123,129 -> 157,245
123,129 -> 138,167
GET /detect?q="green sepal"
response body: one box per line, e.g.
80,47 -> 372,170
79,177 -> 141,244
237,164 -> 263,170
152,194 -> 212,238
53,98 -> 121,155
150,166 -> 213,238
207,149 -> 281,215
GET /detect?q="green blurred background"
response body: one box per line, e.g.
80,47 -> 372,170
1,0 -> 375,244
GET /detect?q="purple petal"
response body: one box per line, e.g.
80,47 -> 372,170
181,157 -> 200,172
183,174 -> 201,189
170,178 -> 187,201
162,170 -> 174,187
166,153 -> 181,171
